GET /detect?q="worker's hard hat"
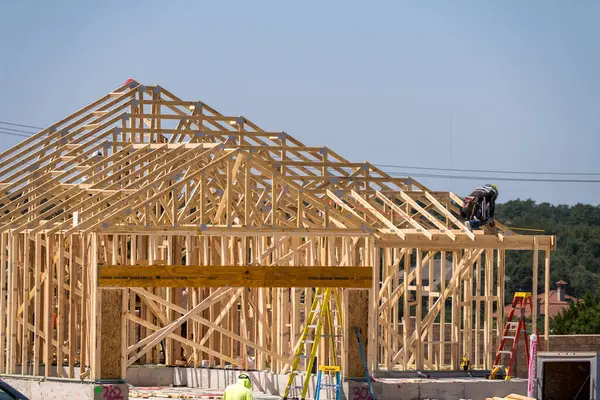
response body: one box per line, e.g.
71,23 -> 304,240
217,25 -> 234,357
237,374 -> 252,389
490,184 -> 498,192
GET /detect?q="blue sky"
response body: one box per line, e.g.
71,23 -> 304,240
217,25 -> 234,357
1,1 -> 599,205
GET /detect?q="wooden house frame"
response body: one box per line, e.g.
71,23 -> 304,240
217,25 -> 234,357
0,80 -> 555,382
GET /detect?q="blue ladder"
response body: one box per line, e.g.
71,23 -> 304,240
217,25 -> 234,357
314,365 -> 341,400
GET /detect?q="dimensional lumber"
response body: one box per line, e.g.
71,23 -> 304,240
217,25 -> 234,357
0,80 -> 555,383
98,265 -> 372,288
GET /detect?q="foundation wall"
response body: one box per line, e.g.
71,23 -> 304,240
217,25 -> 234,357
0,375 -> 128,400
127,366 -> 527,400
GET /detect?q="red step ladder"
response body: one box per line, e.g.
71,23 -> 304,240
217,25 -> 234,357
491,291 -> 541,379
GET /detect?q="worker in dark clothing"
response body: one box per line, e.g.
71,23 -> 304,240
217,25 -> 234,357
460,184 -> 499,231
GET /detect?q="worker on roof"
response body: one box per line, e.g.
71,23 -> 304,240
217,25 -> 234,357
222,374 -> 253,400
460,184 -> 499,231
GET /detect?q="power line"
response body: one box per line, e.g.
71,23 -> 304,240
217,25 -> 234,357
0,120 -> 43,130
375,163 -> 600,176
0,129 -> 31,138
384,170 -> 600,183
0,126 -> 37,135
1,119 -> 600,183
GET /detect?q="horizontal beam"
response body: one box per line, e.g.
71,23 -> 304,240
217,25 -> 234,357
98,265 -> 373,288
92,226 -> 374,236
376,233 -> 556,251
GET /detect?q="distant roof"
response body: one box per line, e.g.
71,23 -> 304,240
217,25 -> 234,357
500,290 -> 579,319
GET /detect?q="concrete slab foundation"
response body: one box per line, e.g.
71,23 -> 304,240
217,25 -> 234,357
0,376 -> 129,400
126,366 -> 527,400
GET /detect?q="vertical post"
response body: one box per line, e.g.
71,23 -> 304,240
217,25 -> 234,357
544,250 -> 550,347
43,234 -> 54,377
80,234 -> 88,372
226,156 -> 232,227
451,251 -> 460,369
57,234 -> 65,377
427,253 -> 434,367
91,233 -> 128,398
532,238 -> 539,335
439,251 -> 446,369
33,234 -> 42,376
0,232 -> 6,374
271,171 -> 277,227
485,249 -> 493,368
244,155 -> 251,226
22,233 -> 30,374
68,234 -> 77,378
367,237 -> 378,372
403,249 -> 410,369
7,234 -> 17,374
415,249 -> 423,370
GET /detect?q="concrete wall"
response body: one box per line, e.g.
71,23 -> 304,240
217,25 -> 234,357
127,366 -> 316,397
0,376 -> 128,400
347,379 -> 527,400
515,335 -> 600,378
127,366 -> 527,400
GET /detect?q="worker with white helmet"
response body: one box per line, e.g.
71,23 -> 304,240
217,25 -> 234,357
460,184 -> 499,231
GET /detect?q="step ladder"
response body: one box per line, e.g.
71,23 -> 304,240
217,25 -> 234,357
283,287 -> 343,400
315,365 -> 342,400
490,291 -> 540,380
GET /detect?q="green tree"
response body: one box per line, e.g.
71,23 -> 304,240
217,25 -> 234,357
550,291 -> 600,334
495,200 -> 600,301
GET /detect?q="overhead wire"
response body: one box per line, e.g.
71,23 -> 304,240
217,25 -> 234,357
0,129 -> 32,138
374,163 -> 600,176
384,171 -> 600,183
0,119 -> 599,183
0,126 -> 39,135
0,120 -> 43,130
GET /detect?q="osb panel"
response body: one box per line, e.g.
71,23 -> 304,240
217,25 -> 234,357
345,289 -> 369,378
100,289 -> 123,379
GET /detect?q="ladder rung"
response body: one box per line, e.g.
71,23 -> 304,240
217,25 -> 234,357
502,336 -> 515,340
304,340 -> 315,343
498,351 -> 512,354
308,325 -> 319,328
296,355 -> 309,358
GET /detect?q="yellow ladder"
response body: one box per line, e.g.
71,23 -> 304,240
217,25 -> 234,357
284,287 -> 343,400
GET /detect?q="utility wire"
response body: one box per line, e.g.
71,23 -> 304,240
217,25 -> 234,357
1,119 -> 600,183
0,129 -> 31,138
0,126 -> 38,135
385,171 -> 600,183
375,163 -> 600,176
0,120 -> 43,130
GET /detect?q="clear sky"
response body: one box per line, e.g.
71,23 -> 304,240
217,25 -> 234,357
1,1 -> 599,205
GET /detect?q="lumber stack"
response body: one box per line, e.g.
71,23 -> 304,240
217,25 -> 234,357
486,393 -> 535,400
